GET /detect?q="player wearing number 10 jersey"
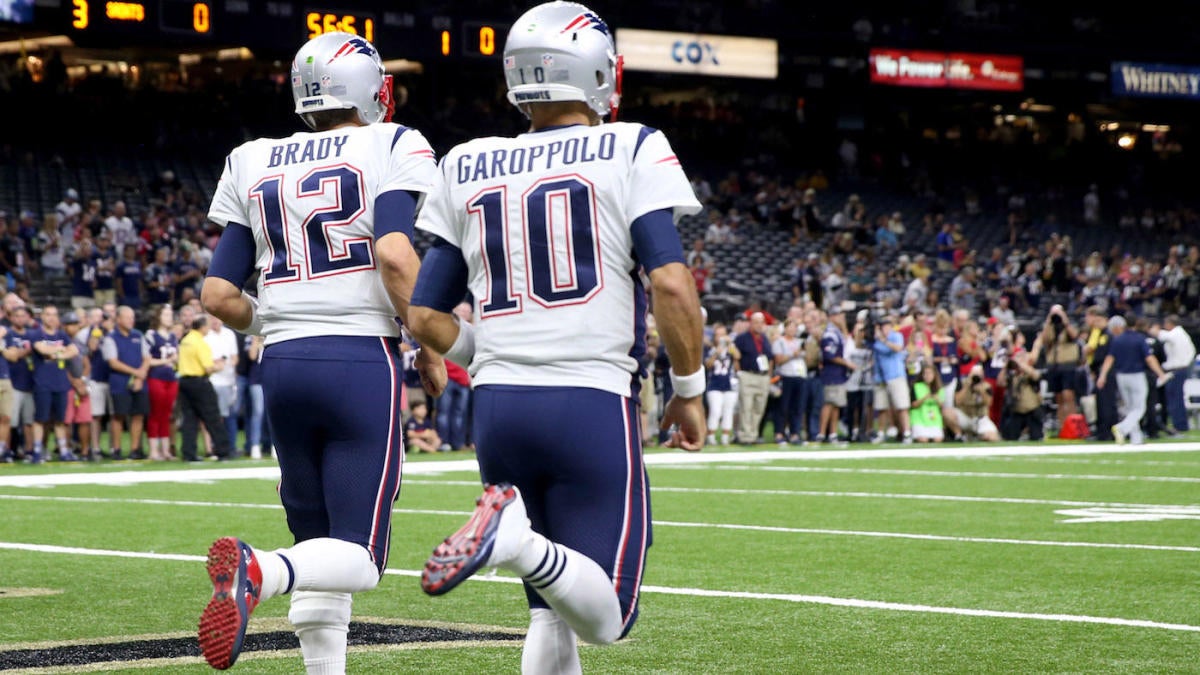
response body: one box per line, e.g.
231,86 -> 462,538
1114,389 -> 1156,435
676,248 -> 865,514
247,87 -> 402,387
197,32 -> 446,672
408,2 -> 707,671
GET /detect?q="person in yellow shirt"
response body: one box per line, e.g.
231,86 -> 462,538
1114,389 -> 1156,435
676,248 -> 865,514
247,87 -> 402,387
176,316 -> 232,462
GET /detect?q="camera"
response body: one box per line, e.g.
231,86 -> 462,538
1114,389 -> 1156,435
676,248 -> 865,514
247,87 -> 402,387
970,374 -> 983,386
1049,313 -> 1064,329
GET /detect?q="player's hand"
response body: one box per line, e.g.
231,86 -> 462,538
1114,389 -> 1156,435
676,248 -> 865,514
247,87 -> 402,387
660,394 -> 706,452
416,347 -> 447,398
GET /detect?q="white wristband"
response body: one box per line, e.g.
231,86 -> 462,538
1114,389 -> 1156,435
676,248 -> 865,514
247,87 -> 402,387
242,292 -> 264,336
669,367 -> 706,399
444,318 -> 476,368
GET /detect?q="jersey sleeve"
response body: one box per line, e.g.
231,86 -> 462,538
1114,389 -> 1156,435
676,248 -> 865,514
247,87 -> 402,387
414,155 -> 462,248
206,148 -> 248,229
625,128 -> 702,224
381,126 -> 439,210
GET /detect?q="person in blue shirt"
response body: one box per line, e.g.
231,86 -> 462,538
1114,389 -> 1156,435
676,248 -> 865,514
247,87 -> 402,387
819,307 -> 857,443
116,243 -> 144,309
0,320 -> 14,462
143,246 -> 174,307
4,306 -> 37,461
872,315 -> 912,443
1096,315 -> 1171,445
30,305 -> 81,461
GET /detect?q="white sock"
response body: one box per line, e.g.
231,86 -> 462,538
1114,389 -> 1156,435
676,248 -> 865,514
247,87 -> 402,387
290,590 -> 351,675
285,538 -> 381,594
508,534 -> 622,646
521,608 -> 581,675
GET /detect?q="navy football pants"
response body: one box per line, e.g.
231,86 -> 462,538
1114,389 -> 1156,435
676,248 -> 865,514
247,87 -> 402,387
261,335 -> 404,573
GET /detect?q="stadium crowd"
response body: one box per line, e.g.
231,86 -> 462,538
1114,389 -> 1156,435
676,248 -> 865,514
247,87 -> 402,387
0,150 -> 1197,463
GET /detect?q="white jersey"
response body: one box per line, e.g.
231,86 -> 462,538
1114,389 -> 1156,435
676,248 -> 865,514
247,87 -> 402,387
417,122 -> 701,397
207,123 -> 436,345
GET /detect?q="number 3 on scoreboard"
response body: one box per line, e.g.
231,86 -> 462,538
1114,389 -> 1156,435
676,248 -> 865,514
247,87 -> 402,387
72,0 -> 89,29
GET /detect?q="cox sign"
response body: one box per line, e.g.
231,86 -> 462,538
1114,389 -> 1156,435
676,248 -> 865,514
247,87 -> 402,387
618,28 -> 777,79
673,39 -> 719,66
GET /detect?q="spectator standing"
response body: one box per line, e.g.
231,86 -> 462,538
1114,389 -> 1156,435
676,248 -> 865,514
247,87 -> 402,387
79,307 -> 113,458
67,238 -> 97,311
91,232 -> 117,306
103,200 -> 136,250
55,188 -> 82,229
116,243 -> 144,310
1152,314 -> 1197,433
0,321 -> 12,462
772,318 -> 807,444
733,311 -> 773,444
30,305 -> 80,461
102,305 -> 149,460
819,307 -> 855,444
144,303 -> 180,461
436,307 -> 474,452
845,320 -> 875,443
175,316 -> 232,461
203,314 -> 239,453
60,312 -> 94,460
704,323 -> 739,446
799,308 -> 825,442
872,315 -> 912,443
948,266 -> 978,313
36,214 -> 67,279
1083,307 -> 1117,440
242,334 -> 268,459
143,247 -> 174,307
5,306 -> 36,461
1097,316 -> 1171,445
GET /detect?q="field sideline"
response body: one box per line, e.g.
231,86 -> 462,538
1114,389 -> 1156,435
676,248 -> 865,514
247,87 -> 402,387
1,439 -> 1198,673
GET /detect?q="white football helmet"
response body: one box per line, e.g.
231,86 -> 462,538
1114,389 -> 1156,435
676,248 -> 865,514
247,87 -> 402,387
503,1 -> 622,118
291,31 -> 394,129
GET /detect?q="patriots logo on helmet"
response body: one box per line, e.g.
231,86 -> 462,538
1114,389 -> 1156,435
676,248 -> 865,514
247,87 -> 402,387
560,11 -> 609,36
327,37 -> 377,64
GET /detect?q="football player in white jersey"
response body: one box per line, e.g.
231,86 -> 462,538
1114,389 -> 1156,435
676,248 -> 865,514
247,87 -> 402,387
408,2 -> 706,672
196,32 -> 445,672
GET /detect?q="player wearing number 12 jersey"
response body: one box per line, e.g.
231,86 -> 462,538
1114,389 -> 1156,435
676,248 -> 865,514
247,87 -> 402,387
408,2 -> 706,671
197,32 -> 446,672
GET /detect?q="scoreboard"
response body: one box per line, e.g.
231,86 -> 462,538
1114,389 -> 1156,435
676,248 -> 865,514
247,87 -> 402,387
48,1 -> 509,60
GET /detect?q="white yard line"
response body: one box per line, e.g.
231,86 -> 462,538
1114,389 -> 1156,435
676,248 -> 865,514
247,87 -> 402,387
1,442 -> 1198,488
0,541 -> 1195,633
1,494 -> 1195,552
697,464 -> 1200,482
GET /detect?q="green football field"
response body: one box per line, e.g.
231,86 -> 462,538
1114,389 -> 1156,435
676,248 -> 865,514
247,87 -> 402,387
1,437 -> 1198,673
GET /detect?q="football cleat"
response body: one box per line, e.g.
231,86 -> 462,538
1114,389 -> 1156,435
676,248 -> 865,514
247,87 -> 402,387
421,483 -> 526,596
198,537 -> 262,670
1111,425 -> 1126,445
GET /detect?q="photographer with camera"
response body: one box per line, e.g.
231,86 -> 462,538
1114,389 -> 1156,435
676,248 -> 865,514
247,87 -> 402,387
998,348 -> 1045,441
1030,304 -> 1082,432
953,364 -> 1000,441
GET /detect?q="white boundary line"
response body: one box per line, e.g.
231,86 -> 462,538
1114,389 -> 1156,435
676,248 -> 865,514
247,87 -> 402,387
1,442 -> 1198,488
0,541 -> 1195,633
1,494 -> 1196,552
